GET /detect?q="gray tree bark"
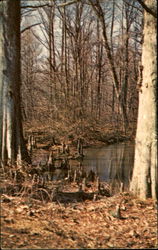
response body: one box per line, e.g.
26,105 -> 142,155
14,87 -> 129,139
0,0 -> 29,166
130,0 -> 157,199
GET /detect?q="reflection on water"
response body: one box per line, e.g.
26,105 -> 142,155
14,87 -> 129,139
32,142 -> 135,193
82,142 -> 135,192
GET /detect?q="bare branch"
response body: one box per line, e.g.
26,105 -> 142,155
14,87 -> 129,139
21,4 -> 52,9
57,0 -> 77,7
21,1 -> 79,9
32,31 -> 49,50
136,0 -> 157,18
21,23 -> 41,34
123,0 -> 143,13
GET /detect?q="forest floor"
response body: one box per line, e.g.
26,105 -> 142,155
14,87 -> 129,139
1,184 -> 158,249
1,133 -> 157,249
1,180 -> 157,249
23,120 -> 135,148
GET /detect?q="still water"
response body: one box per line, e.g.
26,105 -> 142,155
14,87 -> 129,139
33,142 -> 135,192
82,142 -> 135,192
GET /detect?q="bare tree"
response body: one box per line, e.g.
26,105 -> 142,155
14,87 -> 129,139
130,0 -> 157,199
0,0 -> 29,166
88,0 -> 142,133
21,0 -> 141,140
21,29 -> 42,121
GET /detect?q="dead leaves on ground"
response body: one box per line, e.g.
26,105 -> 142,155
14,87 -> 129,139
1,189 -> 157,249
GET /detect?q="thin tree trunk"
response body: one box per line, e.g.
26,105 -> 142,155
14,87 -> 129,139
110,0 -> 115,113
88,0 -> 128,132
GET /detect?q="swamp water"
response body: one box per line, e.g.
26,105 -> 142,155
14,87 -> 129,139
32,142 -> 135,193
83,142 -> 135,193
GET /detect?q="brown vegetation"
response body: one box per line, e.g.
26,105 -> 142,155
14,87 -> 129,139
1,186 -> 157,249
1,157 -> 157,249
0,1 -> 157,249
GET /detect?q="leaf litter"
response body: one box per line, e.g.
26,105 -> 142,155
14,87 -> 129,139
0,160 -> 157,249
1,182 -> 157,249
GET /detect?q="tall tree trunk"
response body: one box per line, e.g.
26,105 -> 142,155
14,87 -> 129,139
96,19 -> 102,120
0,5 -> 3,157
0,0 -> 29,166
110,0 -> 115,113
130,0 -> 157,199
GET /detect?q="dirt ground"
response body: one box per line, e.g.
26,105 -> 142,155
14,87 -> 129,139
1,181 -> 157,250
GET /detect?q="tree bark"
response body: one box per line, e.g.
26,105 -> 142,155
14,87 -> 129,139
130,0 -> 157,199
0,5 -> 3,157
0,0 -> 30,166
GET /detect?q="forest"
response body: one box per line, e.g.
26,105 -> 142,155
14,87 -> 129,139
0,0 -> 157,249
